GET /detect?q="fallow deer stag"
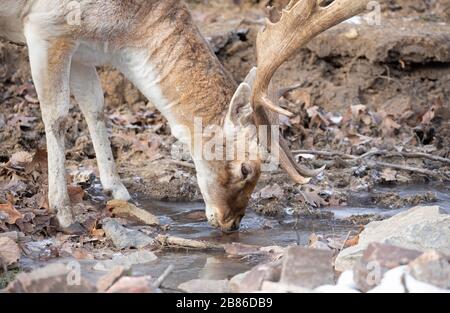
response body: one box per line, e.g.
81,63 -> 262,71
0,0 -> 369,232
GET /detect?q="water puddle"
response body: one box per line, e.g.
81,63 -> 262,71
137,183 -> 450,290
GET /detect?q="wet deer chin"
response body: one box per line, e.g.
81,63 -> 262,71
205,205 -> 219,228
205,206 -> 242,232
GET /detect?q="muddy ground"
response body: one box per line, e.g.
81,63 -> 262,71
0,0 -> 449,290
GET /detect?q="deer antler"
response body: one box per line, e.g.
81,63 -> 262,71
252,0 -> 370,184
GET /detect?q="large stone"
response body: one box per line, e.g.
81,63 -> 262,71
280,247 -> 334,289
229,261 -> 282,293
368,266 -> 449,293
178,279 -> 229,293
5,263 -> 96,293
408,250 -> 450,290
336,206 -> 450,271
102,218 -> 155,250
353,243 -> 422,292
95,266 -> 126,292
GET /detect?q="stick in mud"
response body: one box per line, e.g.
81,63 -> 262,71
294,149 -> 450,180
156,235 -> 224,251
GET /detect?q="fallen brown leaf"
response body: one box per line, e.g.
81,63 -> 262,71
345,235 -> 360,248
68,185 -> 86,203
299,190 -> 326,208
91,228 -> 105,238
107,200 -> 159,226
381,115 -> 401,137
25,148 -> 48,173
381,168 -> 397,182
9,151 -> 33,167
0,237 -> 21,266
0,202 -> 23,224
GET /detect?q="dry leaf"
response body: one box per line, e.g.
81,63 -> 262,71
258,184 -> 284,200
9,151 -> 33,167
107,200 -> 159,226
71,248 -> 95,260
68,186 -> 86,203
0,202 -> 23,224
307,106 -> 329,128
299,190 -> 326,208
421,107 -> 435,124
287,89 -> 312,108
91,228 -> 105,238
381,115 -> 401,137
351,104 -> 367,118
24,94 -> 39,104
0,237 -> 21,266
345,235 -> 360,248
381,168 -> 397,182
25,148 -> 48,173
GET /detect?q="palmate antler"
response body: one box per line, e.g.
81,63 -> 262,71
252,0 -> 370,184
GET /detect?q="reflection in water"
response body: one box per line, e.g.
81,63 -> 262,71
199,257 -> 252,280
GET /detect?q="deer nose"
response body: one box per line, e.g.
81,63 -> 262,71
218,215 -> 244,233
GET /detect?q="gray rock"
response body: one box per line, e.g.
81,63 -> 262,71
408,250 -> 450,290
280,247 -> 334,289
367,266 -> 449,293
93,251 -> 158,272
96,266 -> 126,292
5,263 -> 96,293
178,279 -> 229,293
336,206 -> 450,271
229,261 -> 282,293
102,218 -> 155,250
353,243 -> 422,292
0,231 -> 24,242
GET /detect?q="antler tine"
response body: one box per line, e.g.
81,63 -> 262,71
251,0 -> 370,185
252,0 -> 370,116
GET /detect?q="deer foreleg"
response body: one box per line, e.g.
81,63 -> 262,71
24,28 -> 76,228
70,62 -> 131,201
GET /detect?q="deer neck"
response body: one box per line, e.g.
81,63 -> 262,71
114,3 -> 237,148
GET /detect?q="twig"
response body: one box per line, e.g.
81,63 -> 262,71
294,149 -> 353,159
153,264 -> 175,288
293,214 -> 301,246
295,148 -> 450,164
156,234 -> 224,251
364,160 -> 449,180
397,151 -> 450,165
339,231 -> 353,252
294,149 -> 450,180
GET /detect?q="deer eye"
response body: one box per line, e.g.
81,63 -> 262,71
241,163 -> 252,180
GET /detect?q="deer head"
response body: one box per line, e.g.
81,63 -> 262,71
194,0 -> 369,232
192,69 -> 261,232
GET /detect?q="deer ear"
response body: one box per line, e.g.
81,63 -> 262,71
225,82 -> 253,130
244,67 -> 257,88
